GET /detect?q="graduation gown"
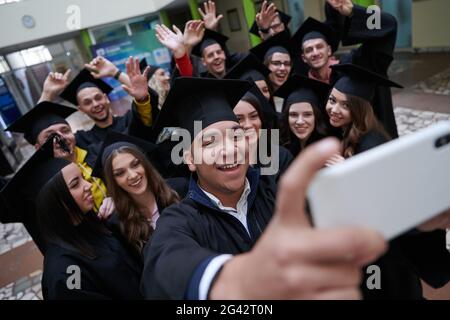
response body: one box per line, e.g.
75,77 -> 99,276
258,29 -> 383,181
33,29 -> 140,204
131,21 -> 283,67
325,4 -> 399,138
140,167 -> 277,299
354,130 -> 389,154
0,191 -> 47,253
255,145 -> 293,184
42,219 -> 143,300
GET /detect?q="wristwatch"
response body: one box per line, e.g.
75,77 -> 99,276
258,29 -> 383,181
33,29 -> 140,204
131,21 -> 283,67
258,27 -> 270,34
113,69 -> 122,80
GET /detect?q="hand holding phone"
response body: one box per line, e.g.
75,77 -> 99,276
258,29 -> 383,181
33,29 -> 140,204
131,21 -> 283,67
308,122 -> 450,240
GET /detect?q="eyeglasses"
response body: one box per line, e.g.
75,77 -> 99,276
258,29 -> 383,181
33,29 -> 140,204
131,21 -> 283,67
270,61 -> 291,68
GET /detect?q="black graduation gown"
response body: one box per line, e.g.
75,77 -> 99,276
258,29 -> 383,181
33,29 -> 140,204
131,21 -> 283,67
287,130 -> 327,158
0,190 -> 47,253
354,130 -> 389,154
255,145 -> 293,184
352,131 -> 450,299
325,4 -> 399,138
42,220 -> 143,300
140,168 -> 277,299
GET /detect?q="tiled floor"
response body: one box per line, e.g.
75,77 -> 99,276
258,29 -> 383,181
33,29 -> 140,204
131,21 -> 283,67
1,52 -> 450,300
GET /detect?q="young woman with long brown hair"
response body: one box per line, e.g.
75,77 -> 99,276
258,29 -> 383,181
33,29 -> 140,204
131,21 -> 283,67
324,63 -> 403,165
97,133 -> 185,255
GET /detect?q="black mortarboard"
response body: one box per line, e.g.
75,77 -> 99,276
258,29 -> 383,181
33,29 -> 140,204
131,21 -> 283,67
291,17 -> 340,54
91,130 -> 159,179
331,63 -> 403,102
250,31 -> 292,62
225,53 -> 271,82
240,81 -> 278,127
249,10 -> 292,36
153,77 -> 252,143
1,138 -> 70,200
191,29 -> 229,58
275,74 -> 332,112
60,68 -> 114,106
139,58 -> 160,81
5,101 -> 77,145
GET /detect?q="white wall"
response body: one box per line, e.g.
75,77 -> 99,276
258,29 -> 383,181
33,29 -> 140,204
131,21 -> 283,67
0,0 -> 175,49
412,0 -> 450,48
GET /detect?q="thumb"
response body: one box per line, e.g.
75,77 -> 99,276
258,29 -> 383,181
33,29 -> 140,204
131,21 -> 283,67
143,66 -> 150,79
173,25 -> 182,34
274,138 -> 341,228
122,85 -> 132,96
63,69 -> 71,80
216,14 -> 224,22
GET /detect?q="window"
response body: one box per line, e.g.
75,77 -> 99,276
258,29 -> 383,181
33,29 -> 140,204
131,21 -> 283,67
0,0 -> 21,5
6,45 -> 53,69
0,56 -> 10,74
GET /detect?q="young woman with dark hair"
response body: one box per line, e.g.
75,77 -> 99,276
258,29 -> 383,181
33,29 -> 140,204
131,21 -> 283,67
233,86 -> 293,183
277,75 -> 331,157
34,157 -> 142,299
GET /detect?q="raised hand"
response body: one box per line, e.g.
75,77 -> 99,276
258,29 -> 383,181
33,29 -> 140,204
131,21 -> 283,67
183,20 -> 205,50
84,56 -> 118,79
39,69 -> 71,102
255,0 -> 278,31
210,138 -> 387,299
155,24 -> 186,59
122,57 -> 150,102
198,0 -> 223,31
327,0 -> 354,17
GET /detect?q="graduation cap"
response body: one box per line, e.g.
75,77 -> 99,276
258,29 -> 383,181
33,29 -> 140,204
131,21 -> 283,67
250,31 -> 292,62
60,68 -> 114,106
153,77 -> 252,143
240,81 -> 278,127
275,74 -> 332,111
291,17 -> 340,54
331,63 -> 403,102
5,101 -> 77,145
191,29 -> 229,58
249,10 -> 292,36
1,138 -> 71,201
91,130 -> 159,179
139,58 -> 161,81
225,53 -> 271,82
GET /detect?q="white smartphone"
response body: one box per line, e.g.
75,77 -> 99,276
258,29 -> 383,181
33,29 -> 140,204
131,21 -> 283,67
307,121 -> 450,240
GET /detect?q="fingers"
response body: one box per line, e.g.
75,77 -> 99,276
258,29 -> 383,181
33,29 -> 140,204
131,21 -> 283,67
172,25 -> 182,36
133,57 -> 140,75
142,66 -> 150,79
292,227 -> 387,266
198,7 -> 206,19
122,84 -> 131,96
261,0 -> 267,13
284,263 -> 363,293
216,14 -> 224,22
275,138 -> 341,227
63,69 -> 71,80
